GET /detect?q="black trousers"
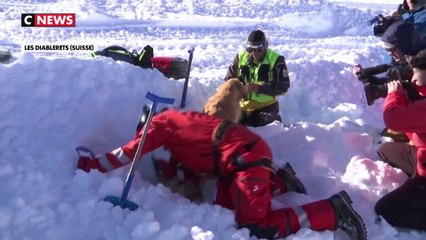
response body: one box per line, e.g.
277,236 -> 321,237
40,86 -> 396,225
375,176 -> 426,230
239,102 -> 282,127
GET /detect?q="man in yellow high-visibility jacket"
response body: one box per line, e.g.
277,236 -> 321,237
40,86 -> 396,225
225,29 -> 290,127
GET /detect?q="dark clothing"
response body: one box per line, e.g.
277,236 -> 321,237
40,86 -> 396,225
357,60 -> 413,84
359,20 -> 426,83
239,101 -> 281,127
403,6 -> 426,42
377,142 -> 417,177
375,176 -> 426,230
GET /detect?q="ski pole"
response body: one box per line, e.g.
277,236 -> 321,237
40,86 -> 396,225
180,48 -> 195,108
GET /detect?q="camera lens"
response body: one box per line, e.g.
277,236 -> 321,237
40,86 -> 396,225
364,83 -> 388,105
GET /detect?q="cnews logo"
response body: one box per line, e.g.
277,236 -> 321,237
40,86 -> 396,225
21,13 -> 76,27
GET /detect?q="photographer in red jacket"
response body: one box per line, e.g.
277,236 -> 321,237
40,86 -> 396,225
375,50 -> 426,230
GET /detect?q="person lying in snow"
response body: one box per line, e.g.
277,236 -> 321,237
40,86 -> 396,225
77,79 -> 367,240
140,78 -> 300,202
375,50 -> 426,230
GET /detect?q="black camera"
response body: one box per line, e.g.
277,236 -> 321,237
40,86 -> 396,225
368,14 -> 402,37
364,80 -> 420,105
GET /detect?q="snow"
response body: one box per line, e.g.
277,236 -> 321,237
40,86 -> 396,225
0,0 -> 423,239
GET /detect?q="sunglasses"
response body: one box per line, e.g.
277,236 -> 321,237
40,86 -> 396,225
386,47 -> 397,52
246,46 -> 264,53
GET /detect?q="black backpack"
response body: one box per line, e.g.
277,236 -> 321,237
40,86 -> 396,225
91,45 -> 153,68
0,50 -> 12,64
91,45 -> 188,80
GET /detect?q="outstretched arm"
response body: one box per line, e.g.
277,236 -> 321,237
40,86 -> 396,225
99,114 -> 173,171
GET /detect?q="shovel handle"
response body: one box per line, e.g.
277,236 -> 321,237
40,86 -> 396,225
146,91 -> 175,105
118,92 -> 175,208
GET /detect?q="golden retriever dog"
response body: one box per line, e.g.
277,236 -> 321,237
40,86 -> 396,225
204,78 -> 247,123
156,79 -> 247,202
158,79 -> 246,202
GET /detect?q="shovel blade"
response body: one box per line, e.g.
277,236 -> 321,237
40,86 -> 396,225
104,196 -> 139,211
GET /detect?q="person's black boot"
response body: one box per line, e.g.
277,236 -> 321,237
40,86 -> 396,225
136,105 -> 170,134
330,191 -> 367,240
276,163 -> 307,194
152,156 -> 164,180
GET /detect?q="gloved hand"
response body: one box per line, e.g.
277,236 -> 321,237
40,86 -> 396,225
75,146 -> 103,173
77,156 -> 95,172
245,83 -> 260,93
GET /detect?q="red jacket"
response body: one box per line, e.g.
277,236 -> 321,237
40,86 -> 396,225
384,92 -> 426,176
99,109 -> 273,176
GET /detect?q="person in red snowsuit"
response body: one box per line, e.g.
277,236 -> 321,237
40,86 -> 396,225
375,50 -> 426,230
78,109 -> 366,240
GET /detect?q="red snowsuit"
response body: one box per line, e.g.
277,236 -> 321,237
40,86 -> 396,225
383,92 -> 426,176
89,109 -> 337,239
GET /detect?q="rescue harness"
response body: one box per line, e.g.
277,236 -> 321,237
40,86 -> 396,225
212,120 -> 274,182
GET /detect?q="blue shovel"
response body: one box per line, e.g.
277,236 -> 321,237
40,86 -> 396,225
104,91 -> 174,210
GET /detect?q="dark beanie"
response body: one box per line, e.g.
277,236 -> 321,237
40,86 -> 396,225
406,50 -> 426,70
247,30 -> 266,46
413,50 -> 426,70
381,20 -> 421,56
